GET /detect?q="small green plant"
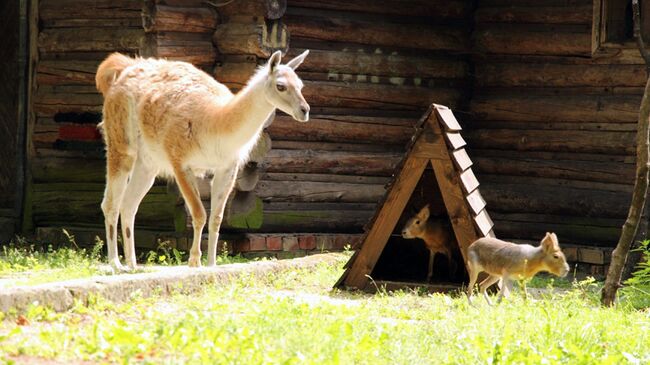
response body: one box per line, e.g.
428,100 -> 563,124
622,240 -> 650,309
144,240 -> 185,266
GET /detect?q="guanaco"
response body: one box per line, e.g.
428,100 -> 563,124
401,205 -> 457,281
95,50 -> 310,271
466,232 -> 570,305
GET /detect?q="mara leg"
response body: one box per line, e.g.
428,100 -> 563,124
119,156 -> 157,269
174,166 -> 206,267
101,150 -> 135,271
207,164 -> 238,266
479,275 -> 501,306
427,249 -> 435,282
466,261 -> 479,304
497,277 -> 514,304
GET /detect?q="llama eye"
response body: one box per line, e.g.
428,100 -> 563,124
415,220 -> 420,225
553,254 -> 559,259
276,84 -> 287,92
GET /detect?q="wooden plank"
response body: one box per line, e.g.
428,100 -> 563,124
436,107 -> 462,132
262,149 -> 402,176
473,209 -> 494,237
465,189 -> 486,216
410,129 -> 448,159
459,168 -> 479,194
444,132 -> 466,150
343,156 -> 428,289
430,157 -> 478,264
451,149 -> 472,172
213,21 -> 288,57
286,0 -> 471,19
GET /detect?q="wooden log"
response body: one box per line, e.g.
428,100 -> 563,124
475,5 -> 592,25
472,155 -> 635,185
302,81 -> 462,111
39,0 -> 142,20
271,140 -> 404,153
284,49 -> 470,80
42,18 -> 143,28
213,21 -> 288,57
32,156 -> 105,183
38,28 -> 144,53
254,180 -> 386,203
225,191 -> 263,229
143,4 -> 217,33
216,0 -> 286,20
262,149 -> 402,176
260,208 -> 372,232
249,132 -> 272,163
285,14 -> 470,52
470,94 -> 641,122
32,183 -> 176,229
261,172 -> 390,185
474,24 -> 591,56
36,60 -> 99,86
480,181 -> 631,218
266,115 -> 413,144
465,120 -> 638,132
465,129 -> 636,155
235,163 -> 261,192
286,0 -> 471,19
475,63 -> 647,88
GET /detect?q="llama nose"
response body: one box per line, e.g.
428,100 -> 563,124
300,104 -> 310,116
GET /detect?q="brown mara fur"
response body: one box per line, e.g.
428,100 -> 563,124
95,50 -> 310,270
466,233 -> 570,305
401,205 -> 457,281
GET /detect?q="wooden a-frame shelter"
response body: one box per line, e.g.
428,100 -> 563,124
337,104 -> 495,292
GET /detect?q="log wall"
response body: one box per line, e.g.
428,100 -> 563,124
468,0 -> 637,246
213,0 -> 474,233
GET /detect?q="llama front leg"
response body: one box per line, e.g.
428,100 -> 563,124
207,165 -> 238,267
174,167 -> 206,267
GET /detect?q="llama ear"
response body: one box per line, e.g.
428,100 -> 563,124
286,50 -> 309,70
268,50 -> 282,72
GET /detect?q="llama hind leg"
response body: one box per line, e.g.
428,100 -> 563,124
102,151 -> 135,271
119,157 -> 157,269
207,164 -> 238,267
173,167 -> 205,267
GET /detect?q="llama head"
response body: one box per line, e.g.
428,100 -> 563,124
263,50 -> 310,122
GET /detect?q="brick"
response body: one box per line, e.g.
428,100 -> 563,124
316,235 -> 333,250
266,236 -> 282,251
298,235 -> 316,250
282,236 -> 299,251
249,235 -> 267,251
231,238 -> 251,253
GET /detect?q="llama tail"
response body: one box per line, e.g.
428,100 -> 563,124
95,53 -> 136,96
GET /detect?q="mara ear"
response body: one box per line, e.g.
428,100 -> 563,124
417,204 -> 430,221
541,232 -> 554,252
268,50 -> 282,72
285,50 -> 309,70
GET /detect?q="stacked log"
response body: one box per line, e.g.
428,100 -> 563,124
209,0 -> 473,233
468,0 -> 635,246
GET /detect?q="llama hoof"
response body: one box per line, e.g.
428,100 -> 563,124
109,259 -> 127,274
188,256 -> 202,268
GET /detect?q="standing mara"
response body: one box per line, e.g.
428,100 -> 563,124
95,50 -> 310,270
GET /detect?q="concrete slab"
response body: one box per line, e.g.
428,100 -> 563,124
0,253 -> 345,313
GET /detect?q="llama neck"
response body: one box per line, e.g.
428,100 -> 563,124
209,74 -> 275,146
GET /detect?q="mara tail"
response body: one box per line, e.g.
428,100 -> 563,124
95,53 -> 136,96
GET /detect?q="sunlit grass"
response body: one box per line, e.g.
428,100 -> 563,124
1,254 -> 649,364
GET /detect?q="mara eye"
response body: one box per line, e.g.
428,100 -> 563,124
276,84 -> 287,92
415,220 -> 421,225
553,254 -> 560,259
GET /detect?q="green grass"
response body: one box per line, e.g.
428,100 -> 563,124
1,255 -> 650,364
0,233 -> 249,287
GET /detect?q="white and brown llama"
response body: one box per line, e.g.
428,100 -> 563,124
95,50 -> 310,270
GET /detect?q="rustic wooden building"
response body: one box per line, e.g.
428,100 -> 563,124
0,0 -> 644,270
